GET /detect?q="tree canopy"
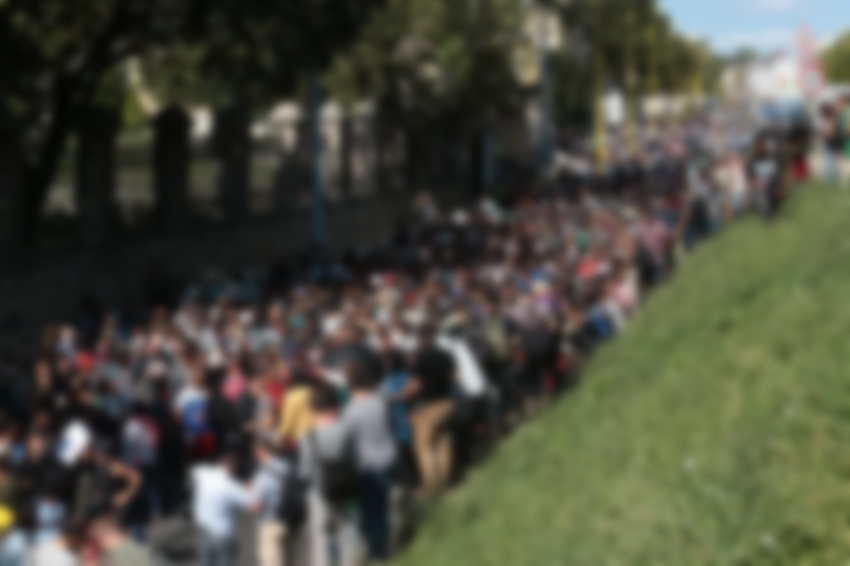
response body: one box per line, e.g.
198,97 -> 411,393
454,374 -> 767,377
0,0 -> 384,244
558,0 -> 707,92
324,0 -> 525,133
0,0 -> 710,245
822,31 -> 850,84
545,0 -> 711,126
144,0 -> 387,109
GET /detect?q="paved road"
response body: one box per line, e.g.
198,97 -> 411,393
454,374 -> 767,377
148,512 -> 259,566
146,487 -> 412,565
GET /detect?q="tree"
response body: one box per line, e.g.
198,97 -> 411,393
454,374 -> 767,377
324,0 -> 525,136
559,0 -> 703,92
145,0 -> 387,110
318,0 -> 527,193
555,0 -> 709,120
0,0 -> 386,245
551,51 -> 594,127
0,0 -> 187,244
822,31 -> 850,84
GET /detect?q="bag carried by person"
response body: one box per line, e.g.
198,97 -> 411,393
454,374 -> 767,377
310,432 -> 359,507
277,450 -> 308,528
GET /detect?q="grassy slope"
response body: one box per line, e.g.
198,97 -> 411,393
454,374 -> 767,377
399,187 -> 850,566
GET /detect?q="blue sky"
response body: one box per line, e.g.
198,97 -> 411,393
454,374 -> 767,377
659,0 -> 848,53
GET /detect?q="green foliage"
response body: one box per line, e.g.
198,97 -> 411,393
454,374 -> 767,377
324,0 -> 525,132
551,52 -> 593,126
0,0 -> 714,240
558,0 -> 708,94
398,187 -> 850,566
143,0 -> 386,109
122,89 -> 147,131
822,31 -> 850,84
0,0 -> 383,242
142,43 -> 211,107
0,0 -> 188,241
0,0 -> 183,126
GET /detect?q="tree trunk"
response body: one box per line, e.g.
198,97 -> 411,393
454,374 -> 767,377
22,80 -> 75,247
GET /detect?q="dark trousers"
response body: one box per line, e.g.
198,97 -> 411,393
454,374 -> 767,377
359,469 -> 391,562
156,461 -> 186,515
396,442 -> 419,489
451,396 -> 488,484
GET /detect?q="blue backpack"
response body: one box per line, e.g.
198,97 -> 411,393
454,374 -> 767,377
182,397 -> 209,438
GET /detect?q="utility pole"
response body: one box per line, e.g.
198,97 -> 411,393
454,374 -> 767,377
624,6 -> 638,157
647,25 -> 662,128
538,0 -> 554,171
309,71 -> 326,246
592,0 -> 607,172
689,50 -> 705,117
307,0 -> 326,246
594,51 -> 607,172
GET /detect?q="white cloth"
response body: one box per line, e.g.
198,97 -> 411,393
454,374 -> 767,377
56,420 -> 91,467
26,540 -> 78,566
437,336 -> 487,397
320,366 -> 347,388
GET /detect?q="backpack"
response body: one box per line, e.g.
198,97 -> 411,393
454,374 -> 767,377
181,397 -> 209,439
311,431 -> 359,507
523,324 -> 553,363
277,450 -> 308,528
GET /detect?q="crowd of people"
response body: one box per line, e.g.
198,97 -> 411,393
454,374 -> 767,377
0,115 -> 807,566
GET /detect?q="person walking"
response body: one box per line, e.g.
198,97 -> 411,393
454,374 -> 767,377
838,96 -> 850,186
299,385 -> 359,566
820,102 -> 842,183
190,451 -> 253,566
342,360 -> 397,564
379,340 -> 417,489
251,437 -> 288,566
398,325 -> 456,498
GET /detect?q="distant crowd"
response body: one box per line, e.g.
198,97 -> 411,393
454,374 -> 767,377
0,113 -> 811,566
820,94 -> 850,185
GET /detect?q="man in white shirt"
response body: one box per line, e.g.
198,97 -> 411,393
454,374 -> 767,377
191,452 -> 254,566
436,331 -> 491,485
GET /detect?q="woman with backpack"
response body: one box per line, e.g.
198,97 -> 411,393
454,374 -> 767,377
298,384 -> 359,566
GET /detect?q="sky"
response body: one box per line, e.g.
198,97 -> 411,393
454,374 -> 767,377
659,0 -> 848,54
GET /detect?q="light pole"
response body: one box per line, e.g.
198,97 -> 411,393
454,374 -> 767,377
309,70 -> 326,246
591,0 -> 607,172
645,25 -> 659,130
593,51 -> 607,172
624,6 -> 638,157
538,0 -> 554,171
307,0 -> 326,246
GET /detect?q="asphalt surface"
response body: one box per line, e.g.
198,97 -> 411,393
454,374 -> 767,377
148,512 -> 259,566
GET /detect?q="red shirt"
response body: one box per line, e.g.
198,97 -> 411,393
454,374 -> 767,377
264,379 -> 287,412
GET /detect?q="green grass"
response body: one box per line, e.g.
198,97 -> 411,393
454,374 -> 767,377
398,185 -> 850,566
